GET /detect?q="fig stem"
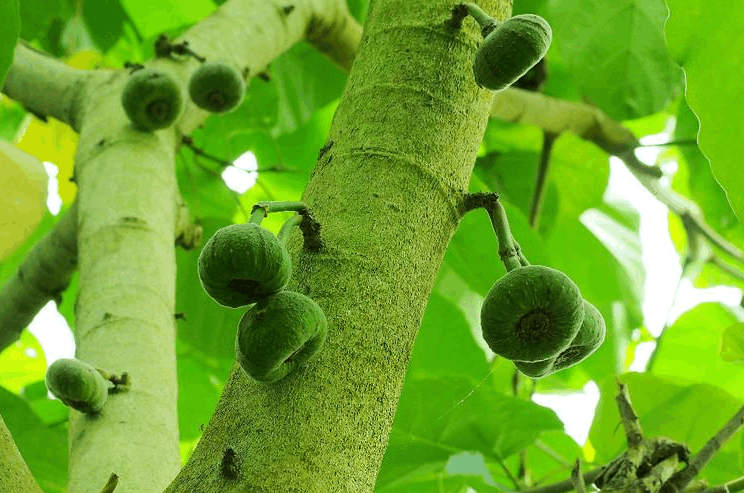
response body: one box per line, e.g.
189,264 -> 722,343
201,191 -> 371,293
252,201 -> 308,216
462,2 -> 501,36
249,207 -> 266,225
278,213 -> 303,244
486,198 -> 521,272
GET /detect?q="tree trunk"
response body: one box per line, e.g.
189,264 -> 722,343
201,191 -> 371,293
164,0 -> 509,491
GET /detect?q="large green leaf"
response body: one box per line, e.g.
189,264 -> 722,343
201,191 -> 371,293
590,373 -> 744,484
672,101 -> 740,236
650,303 -> 744,401
377,376 -> 563,489
549,0 -> 681,120
665,0 -> 744,223
0,385 -> 67,493
407,293 -> 490,382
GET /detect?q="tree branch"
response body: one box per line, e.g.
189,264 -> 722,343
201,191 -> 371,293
529,132 -> 557,229
664,405 -> 744,493
0,202 -> 77,352
3,40 -> 93,132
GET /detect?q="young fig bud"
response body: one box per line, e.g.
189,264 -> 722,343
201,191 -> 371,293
474,14 -> 552,91
45,358 -> 109,414
188,61 -> 246,113
121,68 -> 183,131
236,291 -> 328,383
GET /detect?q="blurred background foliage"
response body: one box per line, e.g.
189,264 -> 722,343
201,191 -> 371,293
1,0 -> 744,491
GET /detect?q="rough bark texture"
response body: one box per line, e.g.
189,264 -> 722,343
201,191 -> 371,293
164,0 -> 508,491
0,414 -> 44,493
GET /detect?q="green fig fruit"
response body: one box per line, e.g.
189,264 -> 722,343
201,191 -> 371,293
198,223 -> 292,308
121,68 -> 183,131
235,291 -> 327,383
188,61 -> 246,113
473,14 -> 552,91
45,358 -> 109,414
480,265 -> 584,362
514,299 -> 606,378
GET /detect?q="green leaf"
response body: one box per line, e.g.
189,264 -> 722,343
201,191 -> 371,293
408,292 -> 489,382
377,376 -> 563,488
0,385 -> 67,493
270,43 -> 347,136
665,0 -> 744,224
120,0 -> 215,39
0,100 -> 27,142
650,303 -> 744,401
18,0 -> 61,42
672,101 -> 740,234
82,0 -> 129,52
549,0 -> 682,119
720,323 -> 744,363
177,356 -> 224,440
0,0 -> 19,88
590,373 -> 744,484
0,330 -> 47,393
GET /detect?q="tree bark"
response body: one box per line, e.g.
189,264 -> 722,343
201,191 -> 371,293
164,0 -> 509,491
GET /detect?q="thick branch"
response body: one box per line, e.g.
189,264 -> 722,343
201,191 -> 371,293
0,202 -> 77,352
2,41 -> 92,131
0,414 -> 44,493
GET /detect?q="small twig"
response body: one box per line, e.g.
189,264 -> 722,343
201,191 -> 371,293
521,466 -> 606,493
154,34 -> 205,61
99,473 -> 119,493
181,136 -> 292,173
572,459 -> 587,493
616,381 -> 644,448
664,405 -> 744,493
634,139 -> 697,148
701,475 -> 744,493
708,256 -> 744,283
493,452 -> 522,490
533,440 -> 573,468
529,132 -> 558,229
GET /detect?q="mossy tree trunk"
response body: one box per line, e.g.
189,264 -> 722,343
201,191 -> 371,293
164,0 -> 509,491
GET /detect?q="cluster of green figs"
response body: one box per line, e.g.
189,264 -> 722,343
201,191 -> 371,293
481,265 -> 606,378
198,220 -> 327,384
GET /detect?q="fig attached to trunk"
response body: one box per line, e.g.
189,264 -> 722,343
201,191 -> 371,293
235,291 -> 327,383
198,223 -> 292,308
473,14 -> 552,91
45,358 -> 109,414
121,68 -> 183,131
188,61 -> 246,113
